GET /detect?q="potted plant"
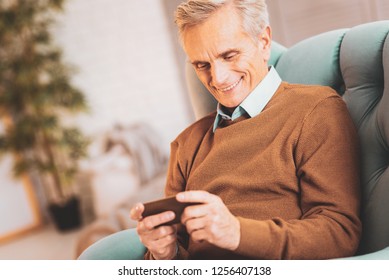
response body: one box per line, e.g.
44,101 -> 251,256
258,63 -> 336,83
0,0 -> 89,230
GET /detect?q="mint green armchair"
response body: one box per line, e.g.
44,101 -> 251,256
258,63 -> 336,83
79,21 -> 389,260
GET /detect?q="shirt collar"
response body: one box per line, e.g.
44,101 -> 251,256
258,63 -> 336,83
213,66 -> 282,132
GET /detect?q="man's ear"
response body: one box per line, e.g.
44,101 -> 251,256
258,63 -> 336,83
259,26 -> 272,62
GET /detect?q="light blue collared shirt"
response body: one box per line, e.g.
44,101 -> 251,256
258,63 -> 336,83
213,66 -> 282,132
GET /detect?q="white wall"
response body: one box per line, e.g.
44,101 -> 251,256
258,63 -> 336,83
0,123 -> 39,240
0,156 -> 37,238
268,0 -> 389,47
54,0 -> 193,144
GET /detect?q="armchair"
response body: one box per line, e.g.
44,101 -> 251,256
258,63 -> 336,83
78,21 -> 389,260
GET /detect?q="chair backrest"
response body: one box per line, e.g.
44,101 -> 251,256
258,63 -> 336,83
341,22 -> 389,255
184,21 -> 389,256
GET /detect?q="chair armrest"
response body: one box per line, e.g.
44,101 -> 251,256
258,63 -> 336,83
78,228 -> 146,260
338,246 -> 389,260
78,227 -> 389,260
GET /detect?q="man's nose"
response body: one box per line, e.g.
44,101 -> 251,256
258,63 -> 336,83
210,62 -> 229,87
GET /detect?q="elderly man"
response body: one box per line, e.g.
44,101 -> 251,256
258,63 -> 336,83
129,0 -> 361,260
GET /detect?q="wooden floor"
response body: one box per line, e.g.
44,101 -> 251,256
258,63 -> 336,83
0,224 -> 82,260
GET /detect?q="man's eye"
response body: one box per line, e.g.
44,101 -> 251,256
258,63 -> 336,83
196,63 -> 209,70
224,53 -> 237,61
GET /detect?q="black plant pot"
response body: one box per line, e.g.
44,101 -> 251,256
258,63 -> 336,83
48,196 -> 82,231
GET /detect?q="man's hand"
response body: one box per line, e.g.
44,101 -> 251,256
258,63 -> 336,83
177,191 -> 240,251
130,203 -> 178,260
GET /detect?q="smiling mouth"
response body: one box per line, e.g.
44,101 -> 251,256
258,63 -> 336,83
218,77 -> 242,92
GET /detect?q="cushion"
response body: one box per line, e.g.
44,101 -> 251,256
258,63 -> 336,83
276,29 -> 347,94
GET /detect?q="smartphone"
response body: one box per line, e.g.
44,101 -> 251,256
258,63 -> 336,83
142,196 -> 199,225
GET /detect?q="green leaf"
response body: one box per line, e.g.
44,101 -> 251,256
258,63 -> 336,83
0,0 -> 89,199
13,159 -> 31,177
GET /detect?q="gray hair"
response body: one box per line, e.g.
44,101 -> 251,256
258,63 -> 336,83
175,0 -> 269,42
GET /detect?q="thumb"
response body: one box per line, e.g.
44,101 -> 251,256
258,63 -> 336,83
130,203 -> 144,221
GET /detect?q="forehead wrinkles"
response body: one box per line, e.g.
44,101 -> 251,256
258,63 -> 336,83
183,26 -> 250,63
182,4 -> 246,61
185,31 -> 254,66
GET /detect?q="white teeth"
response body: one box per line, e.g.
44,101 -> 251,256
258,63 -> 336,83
220,78 -> 241,92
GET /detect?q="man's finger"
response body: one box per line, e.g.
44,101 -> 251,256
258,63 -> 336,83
176,190 -> 216,204
139,224 -> 177,242
139,211 -> 176,231
130,203 -> 144,220
181,204 -> 208,224
184,215 -> 207,235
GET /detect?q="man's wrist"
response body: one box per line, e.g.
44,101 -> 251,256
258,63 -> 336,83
231,216 -> 241,251
150,243 -> 179,260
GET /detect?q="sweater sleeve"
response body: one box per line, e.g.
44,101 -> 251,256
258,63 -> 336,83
235,95 -> 362,259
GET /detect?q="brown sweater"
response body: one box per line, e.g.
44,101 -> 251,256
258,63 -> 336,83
149,82 -> 361,259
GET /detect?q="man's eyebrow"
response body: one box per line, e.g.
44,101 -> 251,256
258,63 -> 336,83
190,59 -> 206,66
189,49 -> 241,65
218,48 -> 240,58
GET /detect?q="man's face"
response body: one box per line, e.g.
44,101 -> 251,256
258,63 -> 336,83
183,5 -> 272,111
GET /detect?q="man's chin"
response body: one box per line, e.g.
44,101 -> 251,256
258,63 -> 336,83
219,101 -> 241,111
